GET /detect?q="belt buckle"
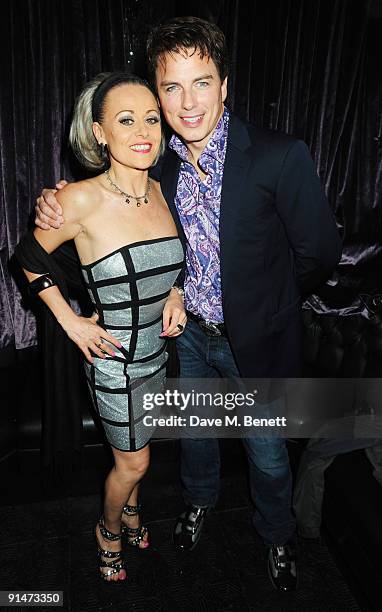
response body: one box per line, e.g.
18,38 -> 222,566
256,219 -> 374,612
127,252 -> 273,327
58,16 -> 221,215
199,320 -> 222,336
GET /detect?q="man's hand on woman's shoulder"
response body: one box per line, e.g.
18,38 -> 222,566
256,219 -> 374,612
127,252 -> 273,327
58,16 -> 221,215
35,179 -> 68,230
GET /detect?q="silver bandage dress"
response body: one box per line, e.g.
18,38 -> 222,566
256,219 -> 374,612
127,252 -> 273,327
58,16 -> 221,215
81,236 -> 184,451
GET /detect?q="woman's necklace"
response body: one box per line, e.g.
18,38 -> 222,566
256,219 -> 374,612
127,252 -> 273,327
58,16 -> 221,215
105,170 -> 151,206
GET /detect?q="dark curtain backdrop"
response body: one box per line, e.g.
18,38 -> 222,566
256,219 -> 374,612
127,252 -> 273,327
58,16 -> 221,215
0,0 -> 381,364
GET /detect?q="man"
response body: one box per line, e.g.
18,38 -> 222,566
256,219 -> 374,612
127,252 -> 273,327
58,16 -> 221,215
35,16 -> 342,591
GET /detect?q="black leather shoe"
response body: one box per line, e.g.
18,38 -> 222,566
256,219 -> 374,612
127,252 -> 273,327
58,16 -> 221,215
267,544 -> 297,591
173,505 -> 209,551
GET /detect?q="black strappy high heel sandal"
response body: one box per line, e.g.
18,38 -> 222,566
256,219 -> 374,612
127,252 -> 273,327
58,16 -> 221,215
96,516 -> 126,581
121,503 -> 149,548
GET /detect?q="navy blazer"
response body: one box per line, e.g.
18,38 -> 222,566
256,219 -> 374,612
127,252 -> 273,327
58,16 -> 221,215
157,112 -> 342,377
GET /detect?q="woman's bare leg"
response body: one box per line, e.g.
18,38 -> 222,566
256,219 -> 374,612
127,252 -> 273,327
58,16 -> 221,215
121,481 -> 150,548
95,444 -> 150,581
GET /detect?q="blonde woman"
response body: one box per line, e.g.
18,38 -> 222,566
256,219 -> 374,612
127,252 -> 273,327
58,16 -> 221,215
17,72 -> 186,581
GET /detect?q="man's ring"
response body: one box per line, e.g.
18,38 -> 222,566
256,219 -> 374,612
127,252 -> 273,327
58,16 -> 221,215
177,323 -> 184,332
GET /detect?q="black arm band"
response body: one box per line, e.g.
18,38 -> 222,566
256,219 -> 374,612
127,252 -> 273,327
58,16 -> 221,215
29,274 -> 57,295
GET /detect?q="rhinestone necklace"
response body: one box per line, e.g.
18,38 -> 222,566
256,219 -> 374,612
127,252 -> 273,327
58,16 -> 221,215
105,170 -> 150,206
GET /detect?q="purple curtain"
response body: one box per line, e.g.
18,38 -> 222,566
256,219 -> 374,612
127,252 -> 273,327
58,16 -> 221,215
1,0 -> 381,364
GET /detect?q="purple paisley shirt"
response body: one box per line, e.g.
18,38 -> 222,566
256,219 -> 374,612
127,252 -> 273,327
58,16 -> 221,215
169,107 -> 229,323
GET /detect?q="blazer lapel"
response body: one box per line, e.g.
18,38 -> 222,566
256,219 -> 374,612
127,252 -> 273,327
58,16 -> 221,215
160,150 -> 187,245
220,114 -> 252,287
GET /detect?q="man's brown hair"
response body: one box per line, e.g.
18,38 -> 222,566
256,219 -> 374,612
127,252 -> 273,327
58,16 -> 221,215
146,16 -> 229,87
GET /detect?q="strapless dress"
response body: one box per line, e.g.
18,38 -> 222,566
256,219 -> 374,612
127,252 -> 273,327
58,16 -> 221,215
80,236 -> 184,451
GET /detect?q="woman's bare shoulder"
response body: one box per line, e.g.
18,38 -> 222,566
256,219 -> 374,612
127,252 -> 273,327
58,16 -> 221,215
55,177 -> 102,222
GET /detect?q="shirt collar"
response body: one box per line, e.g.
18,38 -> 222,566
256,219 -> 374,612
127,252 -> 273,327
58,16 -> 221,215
169,106 -> 230,166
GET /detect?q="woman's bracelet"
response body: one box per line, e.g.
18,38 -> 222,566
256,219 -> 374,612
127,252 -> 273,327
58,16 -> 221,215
29,273 -> 57,295
171,285 -> 185,298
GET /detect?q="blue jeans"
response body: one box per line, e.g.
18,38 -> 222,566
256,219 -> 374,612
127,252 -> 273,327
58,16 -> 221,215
176,319 -> 296,547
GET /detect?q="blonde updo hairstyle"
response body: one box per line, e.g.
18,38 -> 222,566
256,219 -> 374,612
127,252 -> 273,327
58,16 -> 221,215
69,72 -> 165,171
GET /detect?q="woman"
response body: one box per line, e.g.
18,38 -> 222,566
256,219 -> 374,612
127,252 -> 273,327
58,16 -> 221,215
17,72 -> 186,581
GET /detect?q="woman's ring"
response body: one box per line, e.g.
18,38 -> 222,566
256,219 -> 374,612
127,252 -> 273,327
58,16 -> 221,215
177,323 -> 184,332
96,341 -> 104,349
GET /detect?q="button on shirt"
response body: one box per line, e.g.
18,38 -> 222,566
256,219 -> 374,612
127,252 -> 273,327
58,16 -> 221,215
169,108 -> 229,323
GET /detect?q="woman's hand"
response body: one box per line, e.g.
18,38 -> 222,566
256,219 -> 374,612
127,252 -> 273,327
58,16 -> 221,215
161,288 -> 187,338
60,312 -> 123,363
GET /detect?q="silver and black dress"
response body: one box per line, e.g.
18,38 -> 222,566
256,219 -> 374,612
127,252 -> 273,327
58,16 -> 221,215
81,236 -> 184,451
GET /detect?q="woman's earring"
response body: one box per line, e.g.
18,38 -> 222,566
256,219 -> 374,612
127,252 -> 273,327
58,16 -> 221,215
99,143 -> 110,166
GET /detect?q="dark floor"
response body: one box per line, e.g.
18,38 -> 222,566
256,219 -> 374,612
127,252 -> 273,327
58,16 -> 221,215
0,440 -> 363,612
